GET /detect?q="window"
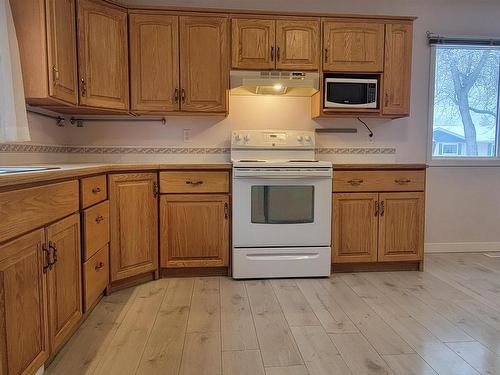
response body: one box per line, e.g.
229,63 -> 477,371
430,43 -> 500,160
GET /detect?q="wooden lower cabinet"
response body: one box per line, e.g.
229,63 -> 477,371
46,214 -> 83,353
160,194 -> 229,268
332,191 -> 424,265
0,229 -> 49,375
332,193 -> 378,263
109,173 -> 158,282
378,192 -> 424,262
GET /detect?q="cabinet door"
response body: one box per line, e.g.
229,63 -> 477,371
160,195 -> 229,268
46,214 -> 82,352
77,0 -> 129,110
231,18 -> 275,69
46,0 -> 78,104
378,192 -> 424,262
130,14 -> 180,112
275,19 -> 320,70
332,193 -> 378,263
323,20 -> 384,72
109,173 -> 158,282
179,15 -> 229,112
382,23 -> 413,116
0,230 -> 49,375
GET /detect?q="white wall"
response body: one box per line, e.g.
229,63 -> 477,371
11,0 -> 500,250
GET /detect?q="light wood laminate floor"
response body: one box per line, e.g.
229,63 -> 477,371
46,253 -> 500,375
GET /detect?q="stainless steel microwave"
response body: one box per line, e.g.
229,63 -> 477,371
324,78 -> 378,108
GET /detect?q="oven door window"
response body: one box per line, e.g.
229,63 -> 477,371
251,186 -> 314,224
327,82 -> 367,105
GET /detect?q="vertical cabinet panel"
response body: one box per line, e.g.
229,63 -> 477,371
109,173 -> 158,282
332,193 -> 378,263
130,14 -> 180,112
382,23 -> 413,116
231,18 -> 275,69
180,15 -> 229,112
323,20 -> 384,72
46,214 -> 82,352
275,19 -> 320,70
46,0 -> 78,104
160,195 -> 229,268
0,230 -> 49,375
378,192 -> 424,262
77,0 -> 129,110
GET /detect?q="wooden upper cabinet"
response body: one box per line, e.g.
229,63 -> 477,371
160,195 -> 229,268
382,23 -> 413,116
109,173 -> 158,282
77,0 -> 129,110
231,18 -> 275,70
275,19 -> 320,70
378,192 -> 424,262
179,15 -> 229,112
11,0 -> 78,106
0,229 -> 49,375
46,0 -> 79,104
323,20 -> 384,72
46,214 -> 82,353
333,193 -> 378,263
130,14 -> 180,113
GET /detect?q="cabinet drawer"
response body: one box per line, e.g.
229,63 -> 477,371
83,245 -> 109,311
83,200 -> 110,260
333,170 -> 425,192
160,171 -> 229,193
80,175 -> 107,209
0,180 -> 79,243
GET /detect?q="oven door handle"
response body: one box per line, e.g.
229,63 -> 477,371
233,170 -> 332,179
246,253 -> 321,261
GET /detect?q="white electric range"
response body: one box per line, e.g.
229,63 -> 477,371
231,130 -> 332,279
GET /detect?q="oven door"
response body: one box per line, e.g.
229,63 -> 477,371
232,168 -> 332,247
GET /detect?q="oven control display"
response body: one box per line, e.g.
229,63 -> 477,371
264,133 -> 287,144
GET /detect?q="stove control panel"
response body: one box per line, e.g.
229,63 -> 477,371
232,130 -> 315,148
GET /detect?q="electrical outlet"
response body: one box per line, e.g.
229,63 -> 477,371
183,129 -> 191,143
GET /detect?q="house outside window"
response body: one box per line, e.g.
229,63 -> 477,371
428,38 -> 500,163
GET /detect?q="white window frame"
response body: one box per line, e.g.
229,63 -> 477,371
427,45 -> 500,166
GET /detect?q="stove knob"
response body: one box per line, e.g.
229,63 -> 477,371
243,135 -> 250,142
297,135 -> 304,143
233,134 -> 241,142
304,135 -> 312,143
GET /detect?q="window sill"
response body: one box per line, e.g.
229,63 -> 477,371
428,158 -> 500,167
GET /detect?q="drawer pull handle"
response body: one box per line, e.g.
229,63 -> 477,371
374,201 -> 379,216
380,201 -> 385,216
395,178 -> 412,185
186,181 -> 203,185
347,179 -> 364,186
92,187 -> 101,194
95,215 -> 104,224
95,261 -> 105,270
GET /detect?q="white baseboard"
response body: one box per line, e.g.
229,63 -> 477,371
425,242 -> 500,253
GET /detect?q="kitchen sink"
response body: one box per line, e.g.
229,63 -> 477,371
0,167 -> 61,174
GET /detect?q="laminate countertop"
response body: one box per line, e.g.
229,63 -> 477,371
0,163 -> 427,189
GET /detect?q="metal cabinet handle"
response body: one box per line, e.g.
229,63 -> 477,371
95,261 -> 105,271
95,215 -> 104,224
271,46 -> 275,61
224,202 -> 229,219
394,178 -> 412,185
385,92 -> 389,107
324,48 -> 328,63
347,179 -> 364,186
374,201 -> 379,217
380,201 -> 385,216
80,78 -> 87,97
153,181 -> 159,198
186,180 -> 203,185
91,187 -> 101,194
42,244 -> 52,273
174,88 -> 179,103
276,46 -> 280,61
181,89 -> 186,103
49,241 -> 58,266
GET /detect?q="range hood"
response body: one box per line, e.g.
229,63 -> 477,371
230,70 -> 319,97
